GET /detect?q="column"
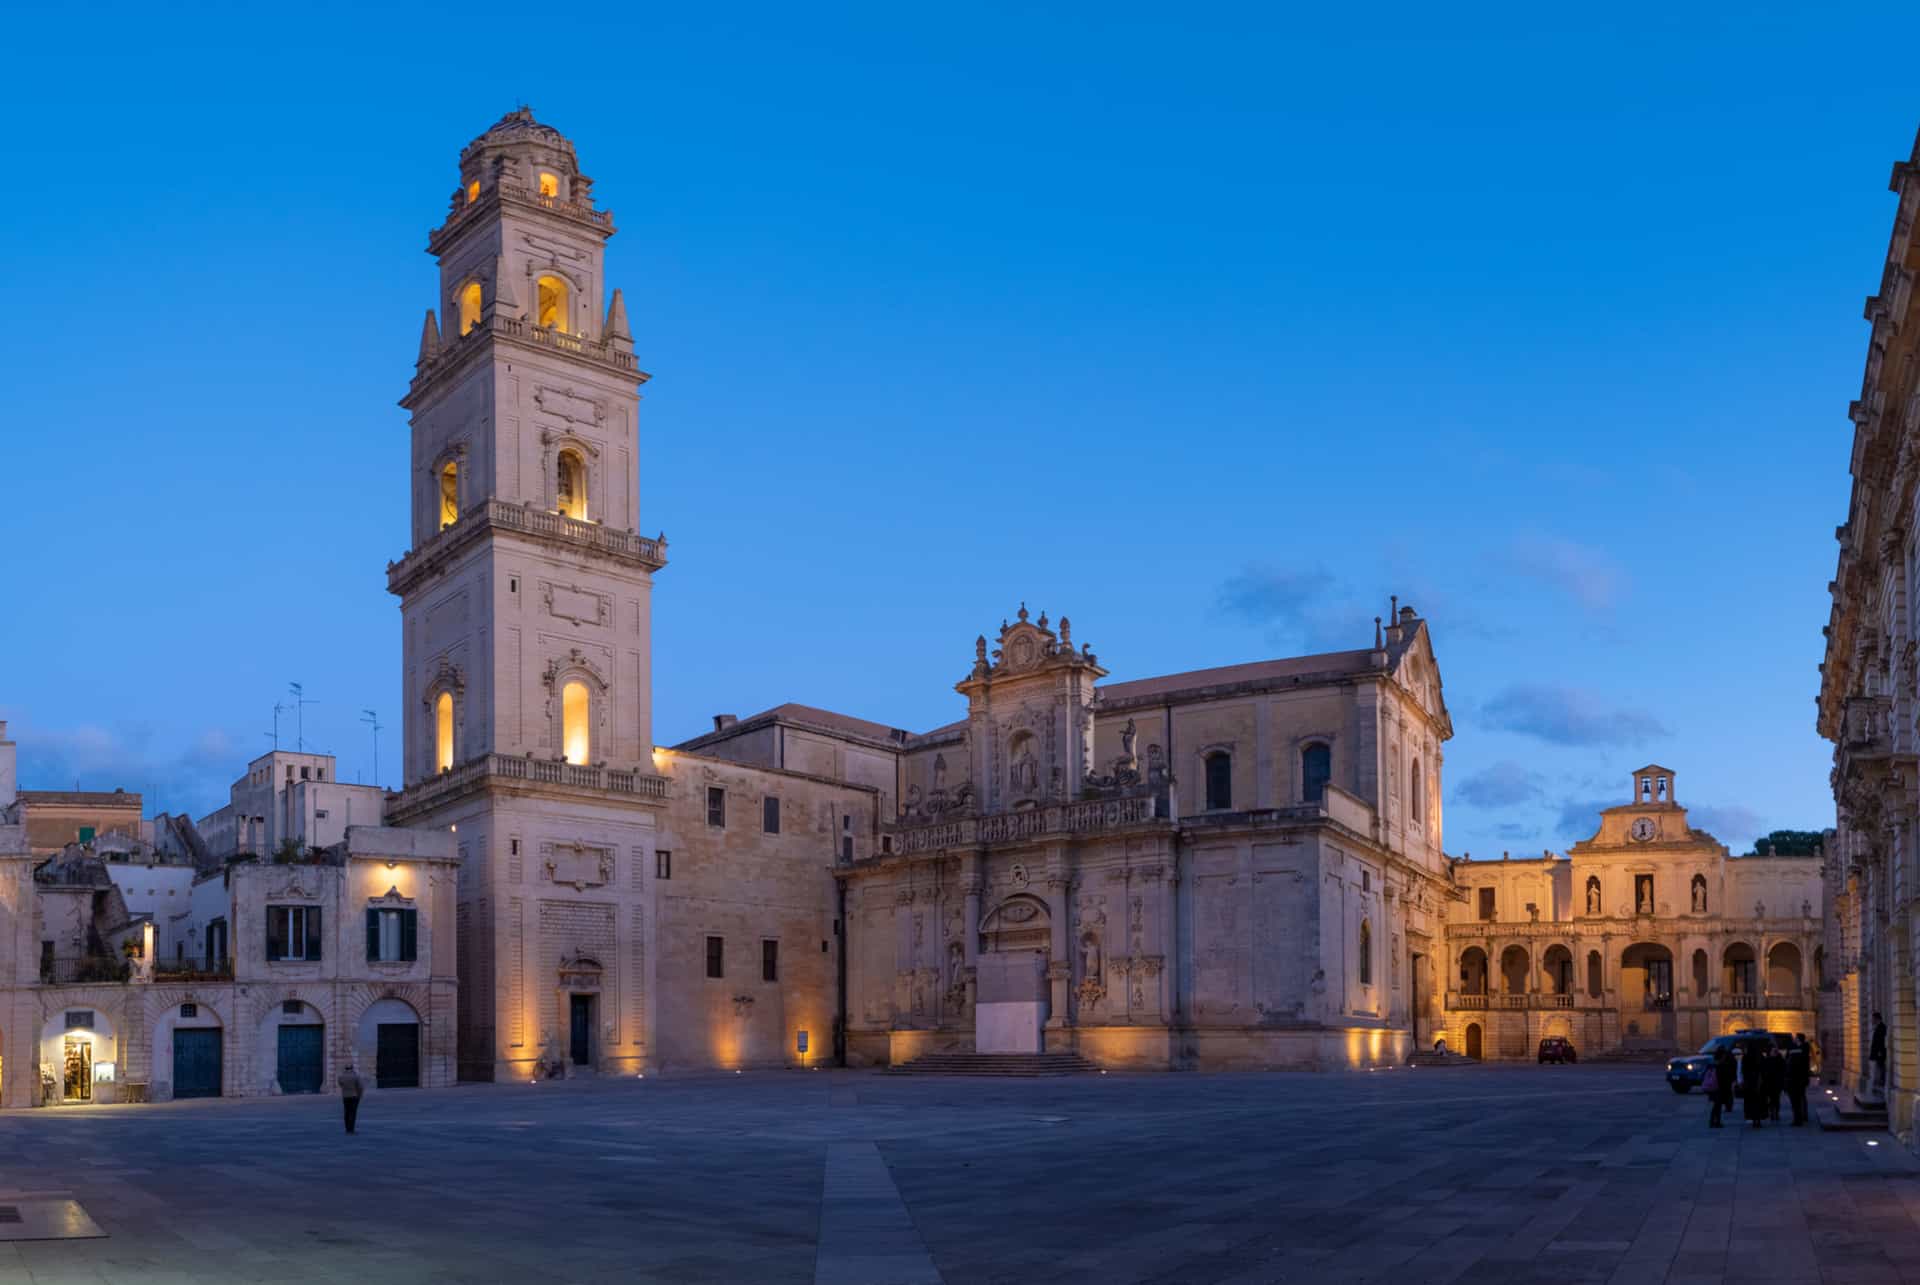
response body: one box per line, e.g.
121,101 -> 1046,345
1044,850 -> 1070,1030
960,855 -> 983,1017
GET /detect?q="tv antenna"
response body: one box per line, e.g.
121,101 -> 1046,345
361,709 -> 383,786
265,701 -> 287,750
288,682 -> 317,753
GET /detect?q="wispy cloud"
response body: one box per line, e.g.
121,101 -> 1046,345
1481,684 -> 1667,747
1688,803 -> 1766,853
1452,760 -> 1548,809
1502,536 -> 1627,612
1215,566 -> 1373,652
5,716 -> 243,820
1555,797 -> 1615,838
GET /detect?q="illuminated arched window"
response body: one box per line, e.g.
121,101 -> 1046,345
438,461 -> 459,530
466,179 -> 480,205
562,680 -> 590,764
1203,752 -> 1231,811
535,274 -> 569,330
556,449 -> 588,521
458,281 -> 483,336
434,692 -> 454,774
538,171 -> 559,199
1358,919 -> 1372,986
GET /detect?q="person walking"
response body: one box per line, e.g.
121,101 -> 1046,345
1742,1045 -> 1768,1127
1763,1044 -> 1786,1122
1708,1044 -> 1736,1128
1870,1013 -> 1888,1095
339,1063 -> 365,1134
1787,1034 -> 1812,1126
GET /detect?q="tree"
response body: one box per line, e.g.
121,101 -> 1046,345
1752,830 -> 1823,857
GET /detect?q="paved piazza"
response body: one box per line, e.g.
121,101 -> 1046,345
0,1066 -> 1916,1284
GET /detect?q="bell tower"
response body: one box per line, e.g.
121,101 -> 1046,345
391,108 -> 666,781
387,110 -> 670,1081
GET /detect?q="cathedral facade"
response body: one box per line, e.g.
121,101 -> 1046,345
1441,769 -> 1823,1062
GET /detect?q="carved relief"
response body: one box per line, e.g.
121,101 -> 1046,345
543,581 -> 611,628
539,841 -> 615,891
533,385 -> 606,428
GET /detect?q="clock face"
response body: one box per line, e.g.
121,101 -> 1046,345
1629,817 -> 1657,842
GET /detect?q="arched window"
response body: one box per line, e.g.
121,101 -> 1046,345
537,171 -> 560,199
561,680 -> 590,765
434,692 -> 454,774
1301,742 -> 1331,803
556,449 -> 588,521
535,274 -> 569,330
438,461 -> 459,530
1203,752 -> 1232,811
458,281 -> 483,336
1410,756 -> 1423,822
466,179 -> 480,205
1585,950 -> 1602,997
1358,919 -> 1372,986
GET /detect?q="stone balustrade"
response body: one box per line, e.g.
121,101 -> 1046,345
388,500 -> 667,595
389,753 -> 669,821
884,795 -> 1160,856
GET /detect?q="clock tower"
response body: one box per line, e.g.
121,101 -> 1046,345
386,110 -> 670,1081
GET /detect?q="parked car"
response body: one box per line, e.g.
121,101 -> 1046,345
1538,1037 -> 1577,1064
1665,1030 -> 1792,1093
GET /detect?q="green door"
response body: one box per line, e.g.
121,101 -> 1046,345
172,1028 -> 222,1098
277,1024 -> 324,1094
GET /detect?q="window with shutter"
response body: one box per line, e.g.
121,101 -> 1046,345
304,906 -> 323,961
400,909 -> 418,961
366,909 -> 381,962
266,907 -> 288,960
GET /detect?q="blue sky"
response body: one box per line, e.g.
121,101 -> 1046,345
2,3 -> 1914,853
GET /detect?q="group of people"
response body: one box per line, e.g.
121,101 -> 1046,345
1705,1034 -> 1814,1128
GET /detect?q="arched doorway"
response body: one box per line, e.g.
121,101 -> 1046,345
156,999 -> 225,1100
1620,943 -> 1675,1043
1542,945 -> 1574,996
1766,943 -> 1803,1003
977,894 -> 1050,1053
40,1008 -> 119,1105
1465,1022 -> 1483,1059
1458,946 -> 1488,996
357,996 -> 423,1089
260,999 -> 325,1095
1722,943 -> 1757,999
1499,945 -> 1530,995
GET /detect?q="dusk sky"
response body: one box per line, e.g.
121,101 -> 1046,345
4,4 -> 1916,855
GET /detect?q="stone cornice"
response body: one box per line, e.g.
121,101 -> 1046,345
388,500 -> 667,598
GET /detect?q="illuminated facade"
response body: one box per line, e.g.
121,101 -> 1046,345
1818,125 -> 1920,1147
687,606 -> 1458,1070
1442,769 -> 1823,1062
385,111 -> 863,1081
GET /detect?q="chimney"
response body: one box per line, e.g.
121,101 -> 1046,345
712,714 -> 738,733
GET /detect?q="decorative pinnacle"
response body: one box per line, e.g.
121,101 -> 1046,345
1374,616 -> 1383,648
1017,602 -> 1029,623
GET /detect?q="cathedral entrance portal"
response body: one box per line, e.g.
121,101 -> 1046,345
976,895 -> 1051,1054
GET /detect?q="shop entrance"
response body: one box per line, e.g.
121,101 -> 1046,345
63,1036 -> 93,1102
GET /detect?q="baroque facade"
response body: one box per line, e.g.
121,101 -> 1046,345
1442,768 -> 1823,1061
1819,125 -> 1920,1145
688,604 -> 1457,1070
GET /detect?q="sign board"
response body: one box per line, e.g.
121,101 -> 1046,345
93,1061 -> 117,1083
796,1030 -> 809,1054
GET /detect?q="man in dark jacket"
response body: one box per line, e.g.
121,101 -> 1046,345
1742,1045 -> 1768,1127
1787,1033 -> 1812,1125
1870,1013 -> 1888,1095
1763,1045 -> 1786,1121
1709,1046 -> 1737,1128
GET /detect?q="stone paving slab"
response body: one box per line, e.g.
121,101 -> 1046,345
0,1066 -> 1914,1282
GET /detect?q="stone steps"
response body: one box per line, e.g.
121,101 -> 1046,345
1816,1093 -> 1889,1133
887,1052 -> 1099,1076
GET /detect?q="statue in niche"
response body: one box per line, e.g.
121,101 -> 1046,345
1120,718 -> 1138,765
1011,741 -> 1038,794
1691,878 -> 1707,913
947,941 -> 965,998
1586,880 -> 1601,915
1080,932 -> 1101,985
932,753 -> 947,793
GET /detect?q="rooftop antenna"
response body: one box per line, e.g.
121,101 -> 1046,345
289,682 -> 317,753
265,701 -> 287,750
361,709 -> 383,787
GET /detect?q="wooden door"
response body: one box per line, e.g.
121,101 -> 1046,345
277,1024 -> 324,1094
172,1028 -> 222,1098
376,1023 -> 420,1088
569,995 -> 592,1066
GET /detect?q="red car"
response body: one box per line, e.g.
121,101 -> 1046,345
1538,1037 -> 1578,1064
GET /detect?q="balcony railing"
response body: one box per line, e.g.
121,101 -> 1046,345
153,960 -> 234,982
1454,993 -> 1488,1009
1544,993 -> 1574,1008
1725,992 -> 1758,1009
389,500 -> 667,594
1493,994 -> 1528,1009
390,753 -> 670,821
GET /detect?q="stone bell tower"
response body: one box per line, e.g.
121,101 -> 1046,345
386,110 -> 670,1081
